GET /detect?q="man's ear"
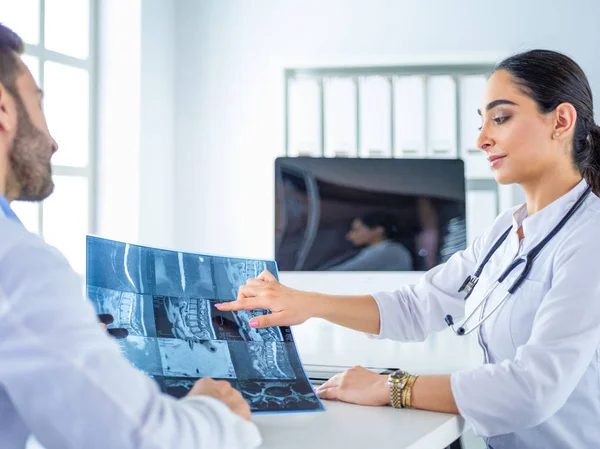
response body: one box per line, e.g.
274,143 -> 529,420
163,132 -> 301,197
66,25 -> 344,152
0,82 -> 17,134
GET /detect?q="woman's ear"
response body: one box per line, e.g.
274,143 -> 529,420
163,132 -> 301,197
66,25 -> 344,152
553,103 -> 577,139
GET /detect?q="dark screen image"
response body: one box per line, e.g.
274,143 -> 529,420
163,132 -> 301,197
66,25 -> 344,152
275,157 -> 467,271
86,236 -> 323,413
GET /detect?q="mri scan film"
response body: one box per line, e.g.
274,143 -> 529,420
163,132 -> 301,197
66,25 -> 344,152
86,236 -> 323,413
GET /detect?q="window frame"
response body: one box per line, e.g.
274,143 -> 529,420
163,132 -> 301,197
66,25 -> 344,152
16,0 -> 98,241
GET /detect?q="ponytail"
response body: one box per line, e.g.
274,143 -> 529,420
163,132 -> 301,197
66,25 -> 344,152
576,124 -> 600,195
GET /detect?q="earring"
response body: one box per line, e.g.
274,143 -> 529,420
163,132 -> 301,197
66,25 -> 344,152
554,132 -> 560,137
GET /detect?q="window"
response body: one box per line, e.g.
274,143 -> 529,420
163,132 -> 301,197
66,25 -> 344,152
5,0 -> 96,273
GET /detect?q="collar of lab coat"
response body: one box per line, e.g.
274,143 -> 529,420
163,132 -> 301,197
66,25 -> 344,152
510,178 -> 589,252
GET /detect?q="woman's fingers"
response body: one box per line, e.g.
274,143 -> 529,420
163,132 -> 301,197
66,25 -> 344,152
245,278 -> 267,287
215,297 -> 272,312
318,373 -> 343,390
246,312 -> 287,329
316,386 -> 340,400
257,270 -> 277,282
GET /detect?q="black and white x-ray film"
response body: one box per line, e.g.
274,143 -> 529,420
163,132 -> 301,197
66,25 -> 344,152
153,296 -> 217,341
213,257 -> 278,301
236,380 -> 324,412
154,376 -> 197,398
158,338 -> 235,378
211,302 -> 285,342
86,236 -> 323,413
86,238 -> 153,294
116,336 -> 163,377
88,286 -> 157,337
153,250 -> 217,298
227,341 -> 295,380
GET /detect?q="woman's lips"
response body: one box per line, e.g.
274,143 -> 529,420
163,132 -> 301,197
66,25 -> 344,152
488,155 -> 506,168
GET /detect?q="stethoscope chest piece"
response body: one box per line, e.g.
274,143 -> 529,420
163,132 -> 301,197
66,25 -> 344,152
458,275 -> 479,299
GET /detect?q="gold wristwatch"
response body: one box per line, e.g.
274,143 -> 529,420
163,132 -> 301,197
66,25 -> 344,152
387,369 -> 410,408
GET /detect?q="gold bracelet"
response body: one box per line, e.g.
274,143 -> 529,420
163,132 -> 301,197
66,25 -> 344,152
400,374 -> 412,408
405,375 -> 419,409
400,381 -> 408,408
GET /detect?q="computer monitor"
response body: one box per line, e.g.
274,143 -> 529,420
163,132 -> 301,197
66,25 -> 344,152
275,157 -> 466,272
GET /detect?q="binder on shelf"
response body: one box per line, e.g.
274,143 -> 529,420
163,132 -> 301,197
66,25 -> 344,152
393,75 -> 426,158
427,76 -> 457,159
288,77 -> 321,157
324,77 -> 358,158
358,76 -> 392,158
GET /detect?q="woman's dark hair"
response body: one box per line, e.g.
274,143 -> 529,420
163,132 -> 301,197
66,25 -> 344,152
359,212 -> 401,240
496,49 -> 600,194
0,23 -> 24,98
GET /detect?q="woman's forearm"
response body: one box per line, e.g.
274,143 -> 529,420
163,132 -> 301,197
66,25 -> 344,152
309,293 -> 381,335
411,375 -> 459,414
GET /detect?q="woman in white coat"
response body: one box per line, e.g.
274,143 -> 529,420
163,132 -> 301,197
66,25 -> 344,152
218,49 -> 600,449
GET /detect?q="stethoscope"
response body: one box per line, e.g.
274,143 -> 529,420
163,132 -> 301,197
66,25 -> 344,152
445,185 -> 593,336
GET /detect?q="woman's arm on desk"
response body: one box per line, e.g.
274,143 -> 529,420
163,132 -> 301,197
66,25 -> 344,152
314,366 -> 459,414
215,270 -> 382,335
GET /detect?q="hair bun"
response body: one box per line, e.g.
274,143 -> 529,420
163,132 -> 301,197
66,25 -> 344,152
581,124 -> 600,193
586,124 -> 600,151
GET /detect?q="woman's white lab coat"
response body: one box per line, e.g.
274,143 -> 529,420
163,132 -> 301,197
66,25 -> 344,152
371,180 -> 600,449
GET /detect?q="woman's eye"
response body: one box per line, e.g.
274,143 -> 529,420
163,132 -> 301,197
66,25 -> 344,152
478,116 -> 510,131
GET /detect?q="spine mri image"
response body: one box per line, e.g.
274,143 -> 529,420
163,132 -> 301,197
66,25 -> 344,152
86,236 -> 323,413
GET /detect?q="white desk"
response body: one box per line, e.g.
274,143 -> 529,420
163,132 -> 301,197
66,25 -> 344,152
254,400 -> 466,449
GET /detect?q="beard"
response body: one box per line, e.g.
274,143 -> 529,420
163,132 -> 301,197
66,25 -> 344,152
7,95 -> 55,202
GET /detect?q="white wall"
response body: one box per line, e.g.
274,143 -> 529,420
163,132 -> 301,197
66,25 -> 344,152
139,0 -> 176,249
98,0 -> 176,248
170,0 -> 600,258
97,0 -> 141,243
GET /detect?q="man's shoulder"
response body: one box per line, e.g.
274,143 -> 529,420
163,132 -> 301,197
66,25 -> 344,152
0,217 -> 64,268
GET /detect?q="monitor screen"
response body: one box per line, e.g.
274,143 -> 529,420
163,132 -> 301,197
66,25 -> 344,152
275,157 -> 467,272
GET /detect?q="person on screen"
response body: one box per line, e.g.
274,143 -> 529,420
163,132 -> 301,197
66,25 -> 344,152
328,212 -> 413,271
0,24 -> 260,449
